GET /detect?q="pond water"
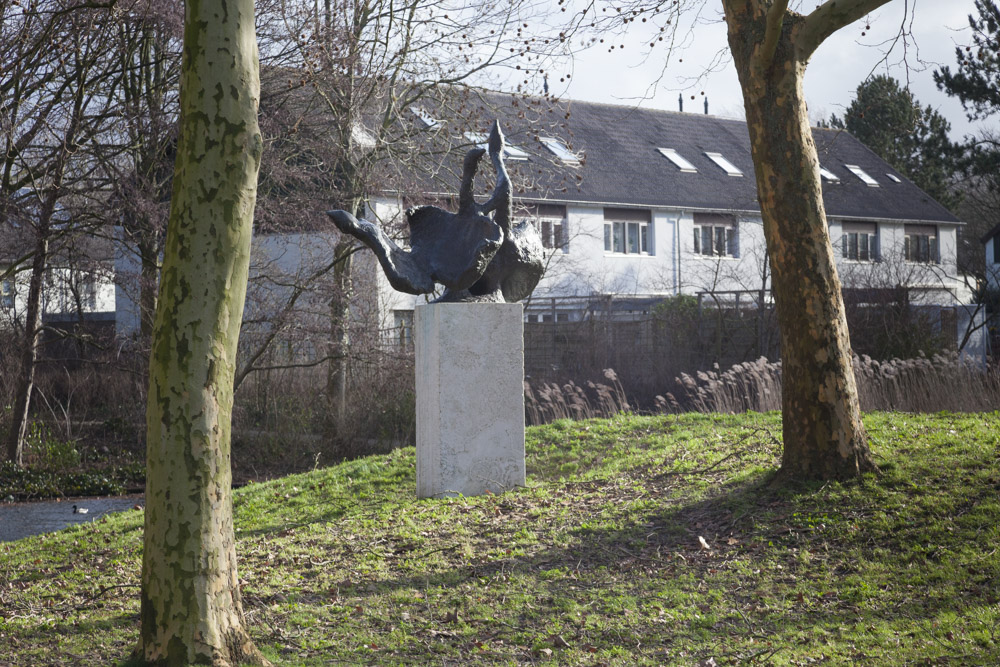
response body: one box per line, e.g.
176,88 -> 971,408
0,496 -> 143,542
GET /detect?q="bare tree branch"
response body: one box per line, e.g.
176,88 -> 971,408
797,0 -> 894,59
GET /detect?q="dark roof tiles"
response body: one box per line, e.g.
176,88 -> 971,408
489,96 -> 959,225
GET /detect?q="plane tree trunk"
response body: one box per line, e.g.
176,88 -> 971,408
722,0 -> 887,480
138,0 -> 268,663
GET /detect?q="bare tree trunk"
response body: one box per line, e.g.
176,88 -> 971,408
138,229 -> 159,342
327,237 -> 353,423
138,0 -> 268,663
4,230 -> 47,465
724,1 -> 882,481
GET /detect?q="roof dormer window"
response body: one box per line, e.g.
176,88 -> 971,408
539,137 -> 581,164
465,132 -> 530,160
819,166 -> 840,183
411,107 -> 441,129
886,173 -> 902,183
845,164 -> 879,187
705,151 -> 743,177
657,148 -> 697,173
351,123 -> 376,150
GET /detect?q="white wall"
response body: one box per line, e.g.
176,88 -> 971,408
987,236 -> 1000,291
1,262 -> 115,330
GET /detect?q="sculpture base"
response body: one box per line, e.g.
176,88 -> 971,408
415,302 -> 526,498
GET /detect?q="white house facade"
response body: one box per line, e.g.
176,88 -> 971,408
364,98 -> 978,356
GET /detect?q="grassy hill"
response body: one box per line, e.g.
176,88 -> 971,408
1,411 -> 998,665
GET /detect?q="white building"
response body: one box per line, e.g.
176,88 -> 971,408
371,98 -> 978,355
110,95 -> 985,360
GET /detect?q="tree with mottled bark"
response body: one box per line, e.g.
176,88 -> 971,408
720,0 -> 884,480
138,0 -> 268,664
586,0 -> 892,480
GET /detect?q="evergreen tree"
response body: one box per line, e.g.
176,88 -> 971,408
831,75 -> 960,208
935,0 -> 1000,177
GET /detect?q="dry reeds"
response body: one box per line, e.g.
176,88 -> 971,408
662,352 -> 1000,414
524,368 -> 630,426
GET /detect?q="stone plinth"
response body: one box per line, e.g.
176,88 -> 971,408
415,302 -> 525,498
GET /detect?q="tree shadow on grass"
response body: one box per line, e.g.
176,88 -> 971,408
3,613 -> 140,667
292,464 -> 998,663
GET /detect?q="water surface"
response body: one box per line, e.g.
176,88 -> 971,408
0,496 -> 143,542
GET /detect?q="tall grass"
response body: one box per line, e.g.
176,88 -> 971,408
664,352 -> 1000,414
524,368 -> 629,425
525,352 -> 1000,424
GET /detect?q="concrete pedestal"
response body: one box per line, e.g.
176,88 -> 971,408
415,302 -> 525,498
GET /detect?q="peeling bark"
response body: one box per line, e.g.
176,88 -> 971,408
139,0 -> 269,664
723,1 -> 880,481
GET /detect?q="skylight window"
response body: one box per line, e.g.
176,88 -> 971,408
539,136 -> 580,164
465,132 -> 530,160
819,166 -> 840,182
886,173 -> 902,183
411,107 -> 441,129
845,164 -> 879,187
705,152 -> 743,177
351,123 -> 376,150
657,148 -> 697,173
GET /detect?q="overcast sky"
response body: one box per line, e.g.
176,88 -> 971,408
548,1 -> 988,140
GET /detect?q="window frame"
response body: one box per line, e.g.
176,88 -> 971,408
841,222 -> 879,262
657,147 -> 697,173
704,151 -> 743,177
1,276 -> 13,309
603,208 -> 653,256
903,225 -> 939,264
393,309 -> 414,347
692,213 -> 739,258
518,203 -> 568,253
844,164 -> 880,187
465,132 -> 530,161
411,107 -> 441,129
539,136 -> 580,164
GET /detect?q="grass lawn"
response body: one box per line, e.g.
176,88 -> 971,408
1,411 -> 998,665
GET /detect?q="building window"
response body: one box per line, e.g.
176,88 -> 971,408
819,165 -> 840,183
518,203 -> 568,253
704,151 -> 743,177
994,238 -> 1000,264
603,208 -> 652,255
841,222 -> 878,261
465,132 -> 529,160
411,107 -> 441,129
657,148 -> 697,173
75,274 -> 99,311
393,310 -> 413,347
1,276 -> 13,309
539,137 -> 580,164
845,164 -> 879,187
693,213 -> 738,258
904,225 -> 938,263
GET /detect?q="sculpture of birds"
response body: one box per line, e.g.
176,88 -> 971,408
327,121 -> 543,303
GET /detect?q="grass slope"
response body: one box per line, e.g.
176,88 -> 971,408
1,412 -> 998,666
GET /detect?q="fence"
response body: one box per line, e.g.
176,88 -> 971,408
523,291 -> 988,408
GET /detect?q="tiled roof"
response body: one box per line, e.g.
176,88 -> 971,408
463,95 -> 960,225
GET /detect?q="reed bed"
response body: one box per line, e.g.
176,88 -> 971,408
525,352 -> 1000,424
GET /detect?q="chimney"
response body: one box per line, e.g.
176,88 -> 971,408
678,93 -> 684,113
543,74 -> 549,95
704,97 -> 709,114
